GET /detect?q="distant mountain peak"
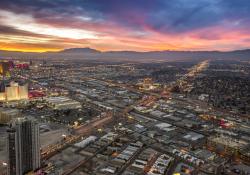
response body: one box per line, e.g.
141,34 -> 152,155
59,47 -> 100,53
1,48 -> 250,62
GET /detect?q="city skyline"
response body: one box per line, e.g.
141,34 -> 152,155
0,1 -> 250,174
1,0 -> 250,52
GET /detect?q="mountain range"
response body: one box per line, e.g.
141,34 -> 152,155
1,48 -> 250,62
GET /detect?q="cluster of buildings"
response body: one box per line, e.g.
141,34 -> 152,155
137,78 -> 161,91
147,154 -> 173,175
189,60 -> 250,114
0,82 -> 28,101
0,59 -> 249,175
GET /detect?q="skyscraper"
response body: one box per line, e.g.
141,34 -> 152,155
0,82 -> 29,102
18,84 -> 29,100
7,118 -> 40,175
0,62 -> 10,77
7,127 -> 17,175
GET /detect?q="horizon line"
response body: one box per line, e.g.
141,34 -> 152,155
1,47 -> 250,54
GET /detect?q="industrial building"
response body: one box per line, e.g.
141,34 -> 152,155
44,96 -> 81,110
207,135 -> 249,155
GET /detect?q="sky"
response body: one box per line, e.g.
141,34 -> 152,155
0,0 -> 250,52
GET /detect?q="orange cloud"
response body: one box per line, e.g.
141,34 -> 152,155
0,9 -> 250,53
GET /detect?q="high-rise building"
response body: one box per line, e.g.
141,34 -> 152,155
6,86 -> 19,101
7,118 -> 40,175
0,81 -> 5,92
0,81 -> 29,101
18,84 -> 29,100
6,127 -> 17,175
0,62 -> 10,76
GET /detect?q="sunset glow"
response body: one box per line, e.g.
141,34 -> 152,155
0,0 -> 250,52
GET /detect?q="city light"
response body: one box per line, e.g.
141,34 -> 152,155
0,1 -> 250,175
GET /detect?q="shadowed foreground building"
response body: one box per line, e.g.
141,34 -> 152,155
7,118 -> 40,175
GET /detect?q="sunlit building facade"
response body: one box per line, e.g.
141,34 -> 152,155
0,92 -> 5,101
0,82 -> 29,101
6,86 -> 19,101
18,84 -> 29,100
0,62 -> 10,77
